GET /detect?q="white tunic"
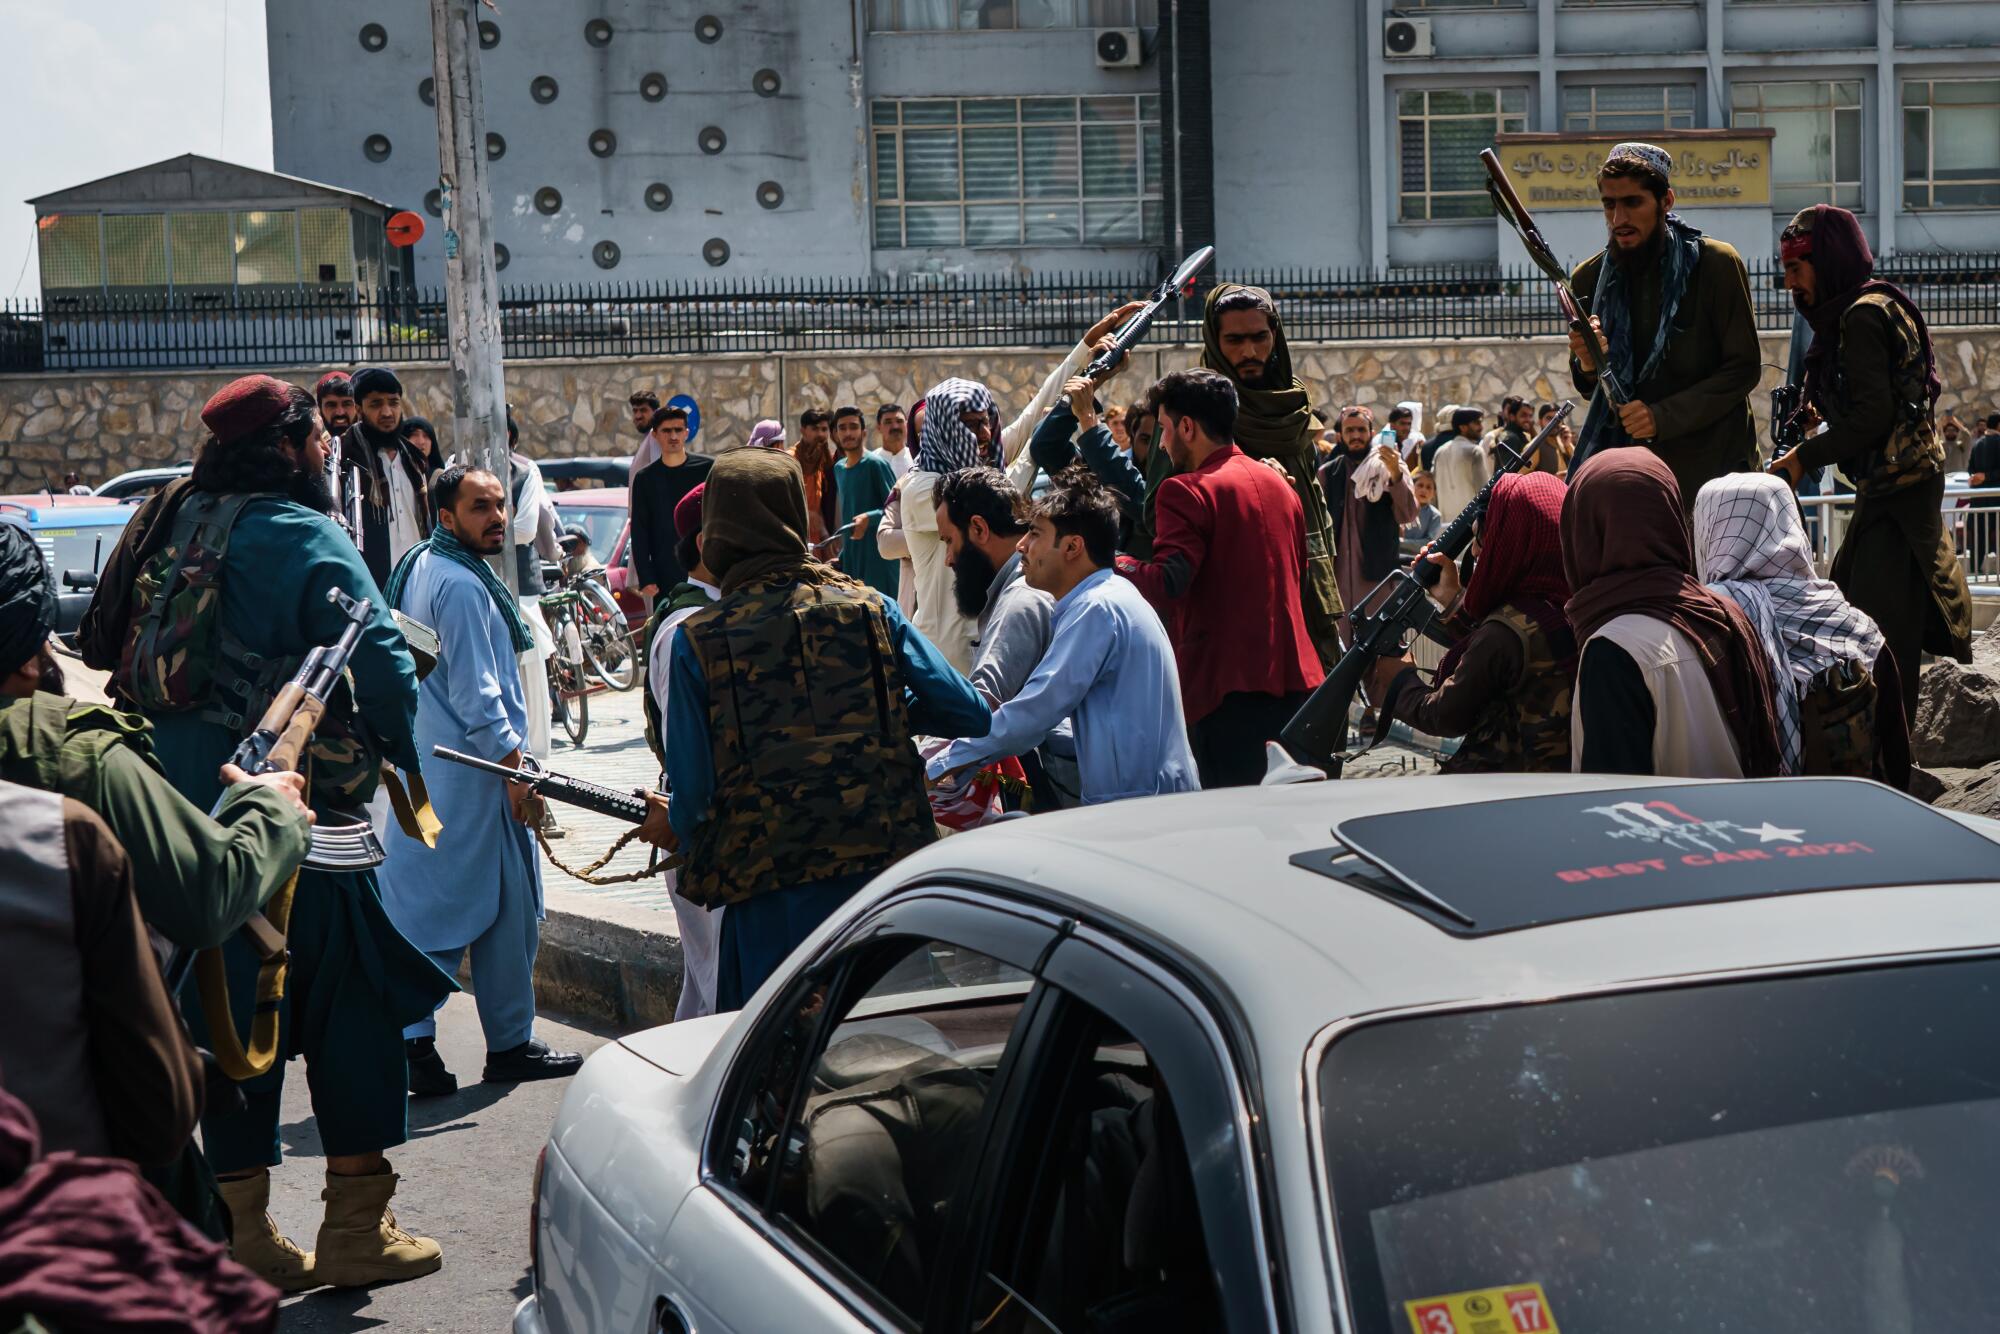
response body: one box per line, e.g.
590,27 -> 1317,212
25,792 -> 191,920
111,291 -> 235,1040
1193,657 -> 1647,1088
1572,613 -> 1744,779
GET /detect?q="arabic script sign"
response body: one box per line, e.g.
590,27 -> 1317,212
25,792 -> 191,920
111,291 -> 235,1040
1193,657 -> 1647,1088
1493,132 -> 1774,212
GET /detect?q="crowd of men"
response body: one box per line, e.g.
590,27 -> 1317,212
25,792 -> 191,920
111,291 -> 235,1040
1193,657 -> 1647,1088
0,139 -> 1982,1325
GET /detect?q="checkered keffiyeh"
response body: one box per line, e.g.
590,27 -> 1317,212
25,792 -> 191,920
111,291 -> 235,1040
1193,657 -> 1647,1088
915,377 -> 1000,475
1692,474 -> 1886,775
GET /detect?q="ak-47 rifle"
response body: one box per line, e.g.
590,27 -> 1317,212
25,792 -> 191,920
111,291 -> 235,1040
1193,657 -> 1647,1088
1277,401 -> 1574,777
186,585 -> 399,1081
1081,245 -> 1217,380
1480,149 -> 1643,448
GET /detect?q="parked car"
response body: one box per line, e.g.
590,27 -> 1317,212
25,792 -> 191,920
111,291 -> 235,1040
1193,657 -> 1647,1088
551,487 -> 644,629
539,456 -> 633,491
519,774 -> 2000,1334
95,464 -> 192,502
0,499 -> 136,640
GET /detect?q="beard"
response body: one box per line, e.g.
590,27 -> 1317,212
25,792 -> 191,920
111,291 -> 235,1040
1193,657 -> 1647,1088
1611,221 -> 1666,270
951,542 -> 1000,620
289,462 -> 336,514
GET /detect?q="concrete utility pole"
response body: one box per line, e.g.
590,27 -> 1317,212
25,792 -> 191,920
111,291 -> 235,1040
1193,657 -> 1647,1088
429,0 -> 516,592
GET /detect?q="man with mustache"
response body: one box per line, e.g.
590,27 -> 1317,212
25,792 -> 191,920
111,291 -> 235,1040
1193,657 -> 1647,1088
1565,142 -> 1760,505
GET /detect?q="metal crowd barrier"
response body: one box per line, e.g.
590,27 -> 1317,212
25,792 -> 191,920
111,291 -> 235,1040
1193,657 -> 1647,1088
1796,485 -> 2000,593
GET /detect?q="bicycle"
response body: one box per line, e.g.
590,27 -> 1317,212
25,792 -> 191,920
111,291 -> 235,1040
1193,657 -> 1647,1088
556,533 -> 641,692
537,582 -> 591,747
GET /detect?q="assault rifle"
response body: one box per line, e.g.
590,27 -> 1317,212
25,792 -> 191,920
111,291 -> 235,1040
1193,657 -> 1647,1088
1277,401 -> 1574,777
1081,245 -> 1217,380
431,746 -> 653,824
1480,149 -> 1640,445
1768,382 -> 1812,480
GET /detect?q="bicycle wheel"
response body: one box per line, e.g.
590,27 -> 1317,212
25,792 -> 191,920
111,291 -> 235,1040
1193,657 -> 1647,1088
548,618 -> 591,748
562,672 -> 590,746
578,580 -> 638,691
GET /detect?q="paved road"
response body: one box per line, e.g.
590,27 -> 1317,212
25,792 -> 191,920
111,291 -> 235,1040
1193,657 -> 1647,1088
267,995 -> 612,1333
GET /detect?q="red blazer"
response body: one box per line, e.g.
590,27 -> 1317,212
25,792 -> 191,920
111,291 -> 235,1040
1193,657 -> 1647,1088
1117,444 -> 1324,724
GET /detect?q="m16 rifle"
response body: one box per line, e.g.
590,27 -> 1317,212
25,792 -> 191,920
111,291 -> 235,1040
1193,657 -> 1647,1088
432,746 -> 672,881
1277,401 -> 1574,777
1768,381 -> 1810,476
1081,245 -> 1217,380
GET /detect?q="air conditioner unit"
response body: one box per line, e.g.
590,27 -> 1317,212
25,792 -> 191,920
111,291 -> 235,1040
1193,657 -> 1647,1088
1095,27 -> 1142,68
1384,17 -> 1433,58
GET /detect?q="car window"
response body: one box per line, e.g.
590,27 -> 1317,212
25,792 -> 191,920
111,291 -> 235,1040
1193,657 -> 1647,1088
35,522 -> 128,581
968,1005 -> 1221,1334
1320,956 -> 2000,1333
722,936 -> 1035,1326
552,505 -> 626,565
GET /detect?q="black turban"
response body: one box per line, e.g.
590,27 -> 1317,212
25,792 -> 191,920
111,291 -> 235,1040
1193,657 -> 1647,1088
0,524 -> 57,679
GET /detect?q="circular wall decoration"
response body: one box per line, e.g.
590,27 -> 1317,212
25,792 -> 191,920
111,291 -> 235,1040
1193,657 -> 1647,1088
531,75 -> 559,104
753,68 -> 782,97
640,72 -> 668,102
644,182 -> 673,212
699,126 -> 726,155
584,18 -> 612,46
359,23 -> 387,52
486,132 -> 506,160
419,77 -> 435,106
479,19 -> 500,48
424,188 -> 444,218
535,187 -> 563,215
589,129 -> 618,157
695,15 -> 723,42
593,241 -> 621,270
493,242 -> 510,271
364,134 -> 393,162
702,238 -> 730,267
756,181 -> 784,209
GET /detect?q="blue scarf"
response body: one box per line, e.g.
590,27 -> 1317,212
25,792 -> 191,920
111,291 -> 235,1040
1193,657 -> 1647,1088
384,524 -> 535,653
1573,214 -> 1704,471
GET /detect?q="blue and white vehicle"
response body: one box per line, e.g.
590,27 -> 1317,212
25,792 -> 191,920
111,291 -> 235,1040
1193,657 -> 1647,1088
520,775 -> 2000,1334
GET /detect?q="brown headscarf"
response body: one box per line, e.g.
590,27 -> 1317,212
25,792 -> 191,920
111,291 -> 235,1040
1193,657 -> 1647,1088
1562,450 -> 1784,778
701,448 -> 863,597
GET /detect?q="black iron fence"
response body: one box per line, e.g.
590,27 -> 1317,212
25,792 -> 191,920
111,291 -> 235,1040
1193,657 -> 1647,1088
6,253 -> 1999,373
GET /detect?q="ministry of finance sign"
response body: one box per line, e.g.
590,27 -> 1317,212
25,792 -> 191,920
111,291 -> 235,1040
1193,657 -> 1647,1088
1492,128 -> 1776,211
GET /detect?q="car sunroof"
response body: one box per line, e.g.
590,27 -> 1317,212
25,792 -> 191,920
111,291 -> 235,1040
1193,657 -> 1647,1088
1291,779 -> 2000,937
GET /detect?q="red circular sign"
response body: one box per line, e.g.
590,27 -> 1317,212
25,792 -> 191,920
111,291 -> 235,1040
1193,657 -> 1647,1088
386,210 -> 425,247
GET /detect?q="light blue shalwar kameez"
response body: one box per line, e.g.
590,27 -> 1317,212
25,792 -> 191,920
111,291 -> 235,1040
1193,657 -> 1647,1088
379,549 -> 545,1052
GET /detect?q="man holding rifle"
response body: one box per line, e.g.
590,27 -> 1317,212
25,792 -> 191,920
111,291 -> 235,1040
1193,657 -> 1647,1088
1563,142 -> 1761,505
95,374 -> 453,1292
380,465 -> 585,1097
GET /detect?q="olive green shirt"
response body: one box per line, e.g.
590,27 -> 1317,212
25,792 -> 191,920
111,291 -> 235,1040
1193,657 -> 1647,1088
0,692 -> 309,950
1570,237 -> 1762,504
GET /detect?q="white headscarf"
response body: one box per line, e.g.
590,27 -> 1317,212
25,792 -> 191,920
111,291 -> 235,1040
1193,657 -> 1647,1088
916,377 -> 998,475
1692,473 -> 1886,775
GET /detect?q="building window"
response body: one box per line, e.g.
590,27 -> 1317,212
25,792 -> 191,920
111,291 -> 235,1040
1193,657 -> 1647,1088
301,208 -> 355,284
104,214 -> 168,288
1398,87 -> 1529,221
170,213 -> 233,288
868,0 -> 1156,30
37,214 -> 102,291
1903,79 -> 2000,210
1730,79 -> 1862,211
1562,84 -> 1696,133
234,211 -> 300,286
1392,0 -> 1526,7
871,96 -> 1162,248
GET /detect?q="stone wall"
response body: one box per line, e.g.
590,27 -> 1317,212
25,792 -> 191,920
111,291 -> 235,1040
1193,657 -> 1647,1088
7,328 -> 2000,492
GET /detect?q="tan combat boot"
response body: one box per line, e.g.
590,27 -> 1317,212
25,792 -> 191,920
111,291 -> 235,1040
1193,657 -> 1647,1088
312,1161 -> 443,1287
216,1169 -> 318,1292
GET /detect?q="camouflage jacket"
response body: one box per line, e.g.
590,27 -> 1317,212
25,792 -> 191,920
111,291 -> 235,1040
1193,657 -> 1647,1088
1397,603 -> 1573,775
675,575 -> 935,908
1806,292 -> 1944,498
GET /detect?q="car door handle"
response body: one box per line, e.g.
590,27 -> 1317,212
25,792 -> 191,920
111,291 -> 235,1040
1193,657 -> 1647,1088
654,1294 -> 695,1334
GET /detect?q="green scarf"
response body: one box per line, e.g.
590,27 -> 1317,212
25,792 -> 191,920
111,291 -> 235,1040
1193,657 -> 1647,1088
384,524 -> 535,653
701,449 -> 860,596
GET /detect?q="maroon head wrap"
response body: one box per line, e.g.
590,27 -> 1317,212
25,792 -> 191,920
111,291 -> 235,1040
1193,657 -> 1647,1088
1783,204 -> 1941,416
1439,471 -> 1575,678
1561,450 -> 1784,778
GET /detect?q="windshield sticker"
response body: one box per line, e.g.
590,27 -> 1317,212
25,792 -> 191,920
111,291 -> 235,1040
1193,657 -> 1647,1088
1406,1282 -> 1559,1334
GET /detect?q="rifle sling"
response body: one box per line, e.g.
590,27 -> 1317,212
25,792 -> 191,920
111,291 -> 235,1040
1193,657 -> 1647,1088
382,767 -> 442,847
196,869 -> 297,1082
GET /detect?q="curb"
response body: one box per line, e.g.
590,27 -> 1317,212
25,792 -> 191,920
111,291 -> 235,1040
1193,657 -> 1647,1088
456,885 -> 684,1033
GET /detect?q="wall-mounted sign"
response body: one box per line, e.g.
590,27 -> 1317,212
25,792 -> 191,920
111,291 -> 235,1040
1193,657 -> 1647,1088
1492,129 -> 1776,212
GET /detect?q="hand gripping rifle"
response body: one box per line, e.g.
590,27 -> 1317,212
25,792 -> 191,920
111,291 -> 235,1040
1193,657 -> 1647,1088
1480,150 -> 1642,437
1277,401 -> 1574,777
1081,245 -> 1216,380
431,746 -> 677,878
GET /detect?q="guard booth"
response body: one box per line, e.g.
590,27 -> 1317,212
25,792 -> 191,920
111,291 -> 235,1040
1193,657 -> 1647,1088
27,154 -> 418,370
1489,128 -> 1780,274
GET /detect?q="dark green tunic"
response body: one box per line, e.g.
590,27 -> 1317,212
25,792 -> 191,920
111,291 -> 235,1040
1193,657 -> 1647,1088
1570,237 -> 1763,507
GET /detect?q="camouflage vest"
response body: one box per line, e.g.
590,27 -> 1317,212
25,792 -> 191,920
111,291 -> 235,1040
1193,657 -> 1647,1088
1442,604 -> 1574,775
676,575 -> 935,908
1836,292 -> 1943,498
1797,657 -> 1879,778
641,582 -> 719,772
